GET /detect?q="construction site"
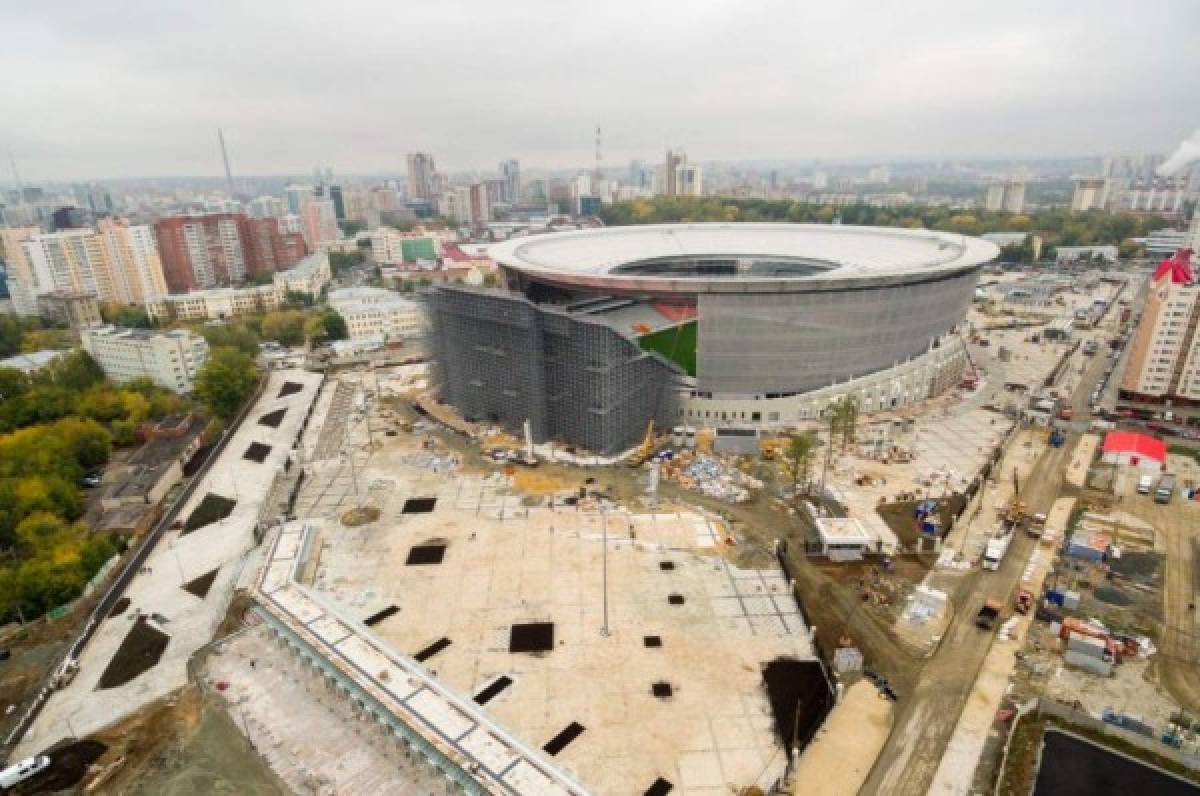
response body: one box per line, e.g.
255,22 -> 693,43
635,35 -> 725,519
6,260 -> 1200,796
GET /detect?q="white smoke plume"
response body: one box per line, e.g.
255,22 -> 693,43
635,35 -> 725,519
1158,129 -> 1200,176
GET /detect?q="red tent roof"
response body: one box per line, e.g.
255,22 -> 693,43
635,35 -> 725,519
1153,248 -> 1194,285
1102,431 -> 1166,462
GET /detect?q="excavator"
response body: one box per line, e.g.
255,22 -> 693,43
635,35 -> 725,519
627,419 -> 656,468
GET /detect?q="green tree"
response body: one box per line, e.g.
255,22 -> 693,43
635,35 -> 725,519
305,309 -> 348,343
261,310 -> 308,346
195,346 -> 259,420
784,431 -> 817,498
198,322 -> 260,355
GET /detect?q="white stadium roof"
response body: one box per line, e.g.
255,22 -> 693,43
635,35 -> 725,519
489,223 -> 999,294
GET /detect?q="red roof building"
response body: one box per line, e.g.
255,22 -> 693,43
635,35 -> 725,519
1152,247 -> 1194,286
1101,431 -> 1166,470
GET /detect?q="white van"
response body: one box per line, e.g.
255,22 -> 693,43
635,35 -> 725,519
0,755 -> 50,788
1136,474 -> 1155,495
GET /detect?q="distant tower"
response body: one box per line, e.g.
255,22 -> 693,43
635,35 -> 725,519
217,128 -> 235,197
594,125 -> 602,186
8,152 -> 23,203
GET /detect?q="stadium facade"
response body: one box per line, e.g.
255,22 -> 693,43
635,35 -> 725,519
429,224 -> 998,454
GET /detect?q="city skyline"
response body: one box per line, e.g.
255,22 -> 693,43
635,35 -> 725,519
3,1 -> 1198,181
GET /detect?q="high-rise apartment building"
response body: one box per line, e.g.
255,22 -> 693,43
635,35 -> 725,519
154,213 -> 307,293
664,150 -> 686,195
499,159 -> 520,203
406,153 -> 438,201
81,326 -> 209,393
21,228 -> 117,303
155,213 -> 249,292
285,184 -> 313,215
0,226 -> 45,315
301,199 -> 339,249
97,218 -> 169,304
675,163 -> 704,196
1071,178 -> 1109,212
984,179 -> 1026,213
1120,249 -> 1200,401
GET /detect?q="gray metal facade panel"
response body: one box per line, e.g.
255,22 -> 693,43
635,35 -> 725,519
696,270 -> 978,396
429,286 -> 681,455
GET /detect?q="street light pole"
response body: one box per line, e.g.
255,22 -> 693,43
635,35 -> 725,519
600,506 -> 610,637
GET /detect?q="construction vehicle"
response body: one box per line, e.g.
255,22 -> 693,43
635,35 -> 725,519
759,437 -> 787,461
983,532 -> 1013,571
627,420 -> 656,468
976,599 -> 1003,630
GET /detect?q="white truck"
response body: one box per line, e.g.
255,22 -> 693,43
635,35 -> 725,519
982,532 -> 1013,571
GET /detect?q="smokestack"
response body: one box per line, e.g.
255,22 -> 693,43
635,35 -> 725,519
218,128 -> 235,196
1157,129 -> 1200,176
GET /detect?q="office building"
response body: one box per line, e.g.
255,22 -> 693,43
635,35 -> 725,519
1120,249 -> 1200,401
500,159 -> 521,203
329,185 -> 346,221
81,326 -> 209,393
36,290 -> 102,328
407,153 -> 438,201
664,150 -> 686,195
285,184 -> 313,215
984,179 -> 1026,213
328,287 -> 426,342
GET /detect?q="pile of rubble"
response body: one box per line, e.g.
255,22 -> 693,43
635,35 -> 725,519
664,453 -> 763,503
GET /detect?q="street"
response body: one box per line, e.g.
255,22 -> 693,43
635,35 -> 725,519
861,334 -> 1111,796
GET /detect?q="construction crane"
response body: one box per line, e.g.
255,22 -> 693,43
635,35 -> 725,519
627,419 -> 656,468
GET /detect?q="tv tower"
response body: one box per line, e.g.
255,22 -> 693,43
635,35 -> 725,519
593,125 -> 602,186
217,128 -> 235,197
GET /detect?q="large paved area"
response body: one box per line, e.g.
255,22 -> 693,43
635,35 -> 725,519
17,369 -> 323,757
238,374 -> 825,796
295,405 -> 819,795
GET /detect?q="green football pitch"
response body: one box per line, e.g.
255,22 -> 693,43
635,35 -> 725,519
637,321 -> 697,376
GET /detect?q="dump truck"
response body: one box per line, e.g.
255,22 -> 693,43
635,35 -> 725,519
976,599 -> 1003,630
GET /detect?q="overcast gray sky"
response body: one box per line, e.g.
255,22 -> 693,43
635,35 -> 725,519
4,0 -> 1198,180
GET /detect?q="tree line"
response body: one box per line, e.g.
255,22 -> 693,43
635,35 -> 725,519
598,197 -> 1173,255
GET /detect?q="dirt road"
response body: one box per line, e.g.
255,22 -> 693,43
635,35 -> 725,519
862,341 -> 1112,795
861,437 -> 1072,796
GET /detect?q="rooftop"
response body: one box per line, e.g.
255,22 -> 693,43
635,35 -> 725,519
1101,431 -> 1167,462
0,349 -> 66,373
489,223 -> 999,293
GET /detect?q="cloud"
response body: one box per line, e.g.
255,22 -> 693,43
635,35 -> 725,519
1,0 -> 1198,180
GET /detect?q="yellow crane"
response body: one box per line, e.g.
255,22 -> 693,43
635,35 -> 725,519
627,419 -> 656,467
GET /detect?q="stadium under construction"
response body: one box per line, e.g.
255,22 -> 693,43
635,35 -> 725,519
429,223 -> 1000,454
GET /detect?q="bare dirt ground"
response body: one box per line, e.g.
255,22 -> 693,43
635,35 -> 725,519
1122,493 -> 1200,714
80,685 -> 287,795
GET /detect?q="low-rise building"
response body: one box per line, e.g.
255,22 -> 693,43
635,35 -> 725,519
328,287 -> 425,342
273,251 -> 331,298
0,349 -> 66,374
1055,245 -> 1118,264
145,284 -> 281,322
36,289 -> 103,328
1100,431 -> 1166,472
80,325 -> 209,393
